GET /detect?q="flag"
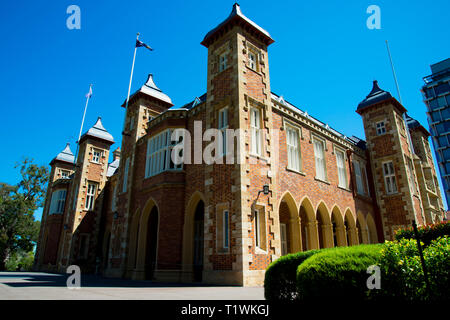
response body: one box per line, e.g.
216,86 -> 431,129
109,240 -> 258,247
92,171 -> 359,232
85,86 -> 93,98
136,39 -> 153,51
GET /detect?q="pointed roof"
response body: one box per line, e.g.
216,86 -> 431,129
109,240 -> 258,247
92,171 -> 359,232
107,158 -> 120,177
405,114 -> 431,137
80,117 -> 115,144
123,74 -> 173,107
201,3 -> 274,47
51,143 -> 75,165
356,80 -> 406,114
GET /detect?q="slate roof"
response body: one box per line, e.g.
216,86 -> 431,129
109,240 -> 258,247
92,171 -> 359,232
357,80 -> 393,111
53,143 -> 75,164
107,159 -> 120,177
405,114 -> 431,136
80,117 -> 114,144
201,3 -> 274,47
174,93 -> 207,110
139,74 -> 173,105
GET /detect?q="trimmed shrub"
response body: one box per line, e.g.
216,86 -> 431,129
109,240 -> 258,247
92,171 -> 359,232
372,236 -> 450,301
296,244 -> 383,300
395,220 -> 450,247
264,249 -> 320,301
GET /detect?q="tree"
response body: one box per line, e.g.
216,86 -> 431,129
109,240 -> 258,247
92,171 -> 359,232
0,158 -> 48,270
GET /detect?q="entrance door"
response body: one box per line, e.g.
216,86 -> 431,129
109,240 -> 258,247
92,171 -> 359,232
193,201 -> 204,282
145,207 -> 159,280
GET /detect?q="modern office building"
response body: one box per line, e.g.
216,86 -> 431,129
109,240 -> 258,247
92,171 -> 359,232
422,58 -> 450,207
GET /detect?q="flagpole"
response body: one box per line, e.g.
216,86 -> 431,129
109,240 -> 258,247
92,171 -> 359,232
385,40 -> 416,164
123,33 -> 140,133
75,83 -> 93,162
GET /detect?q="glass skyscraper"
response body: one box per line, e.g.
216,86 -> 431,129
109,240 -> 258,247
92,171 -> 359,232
422,58 -> 450,207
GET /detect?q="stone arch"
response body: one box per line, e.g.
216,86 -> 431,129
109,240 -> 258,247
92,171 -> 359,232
135,198 -> 159,280
278,192 -> 301,254
299,197 -> 318,250
182,191 -> 206,282
330,205 -> 346,247
356,211 -> 369,244
366,213 -> 379,244
344,208 -> 358,246
316,201 -> 333,248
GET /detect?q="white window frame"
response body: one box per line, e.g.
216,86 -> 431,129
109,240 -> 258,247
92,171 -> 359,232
254,208 -> 260,248
383,161 -> 398,194
49,189 -> 67,215
286,125 -> 301,172
254,208 -> 266,251
111,185 -> 117,212
335,147 -> 347,188
313,136 -> 327,181
223,210 -> 229,249
248,51 -> 257,71
85,182 -> 97,211
250,107 -> 262,156
92,149 -> 102,163
218,107 -> 229,156
72,183 -> 78,211
362,163 -> 370,196
219,52 -> 228,72
354,159 -> 369,196
376,121 -> 386,135
123,157 -> 129,193
145,129 -> 183,178
60,170 -> 70,179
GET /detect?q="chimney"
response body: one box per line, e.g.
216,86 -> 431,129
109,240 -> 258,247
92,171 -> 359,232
113,148 -> 121,161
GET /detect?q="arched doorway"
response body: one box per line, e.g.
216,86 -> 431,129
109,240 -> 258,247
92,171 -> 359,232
299,197 -> 318,250
356,211 -> 369,244
278,192 -> 300,255
366,214 -> 378,244
134,199 -> 159,281
193,200 -> 204,282
316,202 -> 332,248
344,210 -> 357,246
331,207 -> 345,247
145,206 -> 159,280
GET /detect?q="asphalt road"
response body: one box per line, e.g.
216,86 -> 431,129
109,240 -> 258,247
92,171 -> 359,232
0,272 -> 264,300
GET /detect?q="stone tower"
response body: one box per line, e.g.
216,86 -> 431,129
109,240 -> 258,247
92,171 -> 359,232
200,3 -> 276,285
357,81 -> 425,240
35,143 -> 75,270
58,117 -> 114,271
406,115 -> 445,224
113,74 -> 173,278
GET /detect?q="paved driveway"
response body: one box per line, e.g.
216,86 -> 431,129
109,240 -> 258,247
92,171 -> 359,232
0,272 -> 264,300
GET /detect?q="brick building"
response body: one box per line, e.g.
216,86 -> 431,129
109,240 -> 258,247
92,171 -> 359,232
34,4 -> 445,286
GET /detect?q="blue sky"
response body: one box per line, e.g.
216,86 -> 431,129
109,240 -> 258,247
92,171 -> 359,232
0,0 -> 449,220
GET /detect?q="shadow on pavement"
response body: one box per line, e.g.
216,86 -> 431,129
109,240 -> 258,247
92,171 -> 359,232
0,272 -> 237,288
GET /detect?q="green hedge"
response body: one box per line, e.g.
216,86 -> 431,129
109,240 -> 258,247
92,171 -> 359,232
395,220 -> 450,247
296,244 -> 383,300
264,249 -> 320,301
